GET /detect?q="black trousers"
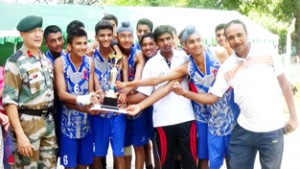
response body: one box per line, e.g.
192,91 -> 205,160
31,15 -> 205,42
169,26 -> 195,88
154,120 -> 197,169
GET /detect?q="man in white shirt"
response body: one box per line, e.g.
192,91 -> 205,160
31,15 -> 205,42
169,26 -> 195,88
172,20 -> 298,169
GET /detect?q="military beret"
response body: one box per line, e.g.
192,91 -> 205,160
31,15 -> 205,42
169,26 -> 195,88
17,15 -> 43,32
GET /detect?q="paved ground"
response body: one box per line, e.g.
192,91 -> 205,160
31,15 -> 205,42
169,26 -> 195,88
57,125 -> 300,169
58,103 -> 300,169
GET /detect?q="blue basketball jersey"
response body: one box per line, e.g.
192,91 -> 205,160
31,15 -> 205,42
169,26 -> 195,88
93,49 -> 121,118
127,47 -> 138,81
134,41 -> 141,50
188,48 -> 239,136
188,48 -> 220,123
94,49 -> 112,92
61,54 -> 92,139
45,50 -> 65,64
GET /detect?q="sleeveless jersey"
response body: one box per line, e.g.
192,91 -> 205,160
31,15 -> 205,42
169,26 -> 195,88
93,49 -> 120,118
128,47 -> 138,81
134,41 -> 141,51
188,48 -> 239,135
61,54 -> 92,139
127,47 -> 143,119
45,50 -> 65,64
94,49 -> 112,92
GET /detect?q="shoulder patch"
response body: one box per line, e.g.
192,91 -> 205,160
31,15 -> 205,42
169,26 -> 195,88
9,50 -> 23,62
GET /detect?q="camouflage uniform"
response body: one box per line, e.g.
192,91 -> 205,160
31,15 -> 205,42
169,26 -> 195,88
2,46 -> 58,169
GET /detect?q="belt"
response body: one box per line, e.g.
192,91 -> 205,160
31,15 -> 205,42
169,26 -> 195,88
19,108 -> 52,117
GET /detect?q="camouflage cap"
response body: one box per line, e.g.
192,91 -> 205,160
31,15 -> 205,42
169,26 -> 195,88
17,15 -> 43,32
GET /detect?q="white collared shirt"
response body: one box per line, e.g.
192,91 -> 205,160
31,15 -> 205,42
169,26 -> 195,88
210,44 -> 285,132
137,50 -> 195,127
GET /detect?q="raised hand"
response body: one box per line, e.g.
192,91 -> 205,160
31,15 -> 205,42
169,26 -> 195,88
86,47 -> 95,57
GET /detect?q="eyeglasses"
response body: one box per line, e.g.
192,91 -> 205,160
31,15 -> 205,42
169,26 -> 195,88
119,34 -> 133,40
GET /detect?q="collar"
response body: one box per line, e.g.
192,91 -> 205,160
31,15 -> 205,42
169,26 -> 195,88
157,49 -> 177,62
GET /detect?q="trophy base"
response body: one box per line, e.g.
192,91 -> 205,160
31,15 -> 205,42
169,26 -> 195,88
90,104 -> 127,114
103,96 -> 118,107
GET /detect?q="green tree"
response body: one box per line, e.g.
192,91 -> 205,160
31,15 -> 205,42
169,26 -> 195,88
186,0 -> 299,54
100,0 -> 298,54
274,0 -> 300,55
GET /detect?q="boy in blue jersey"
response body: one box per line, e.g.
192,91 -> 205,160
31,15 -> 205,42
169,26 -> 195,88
66,20 -> 85,35
43,25 -> 65,159
134,18 -> 153,50
44,25 -> 65,64
54,28 -> 98,169
116,21 -> 149,169
102,14 -> 118,39
92,20 -> 126,169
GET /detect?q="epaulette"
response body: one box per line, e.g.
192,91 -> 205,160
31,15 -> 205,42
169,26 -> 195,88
9,50 -> 23,62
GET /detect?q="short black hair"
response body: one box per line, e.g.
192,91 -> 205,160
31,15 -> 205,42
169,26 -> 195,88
95,20 -> 113,35
136,18 -> 154,32
215,23 -> 226,33
66,20 -> 85,34
44,25 -> 62,40
153,25 -> 173,42
224,19 -> 248,37
67,28 -> 87,44
102,14 -> 118,27
140,32 -> 154,46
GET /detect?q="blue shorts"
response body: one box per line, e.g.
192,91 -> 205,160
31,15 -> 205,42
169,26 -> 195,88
196,121 -> 208,159
125,112 -> 149,147
124,118 -> 132,147
93,114 -> 126,157
207,132 -> 231,169
60,133 -> 93,168
145,106 -> 154,140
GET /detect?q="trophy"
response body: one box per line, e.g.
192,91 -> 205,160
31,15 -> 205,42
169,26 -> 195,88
91,53 -> 126,113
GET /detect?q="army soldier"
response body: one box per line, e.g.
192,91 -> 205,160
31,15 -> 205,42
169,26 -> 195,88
2,15 -> 58,168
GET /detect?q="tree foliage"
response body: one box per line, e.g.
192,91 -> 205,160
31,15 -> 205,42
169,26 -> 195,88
101,0 -> 298,54
273,0 -> 300,56
183,0 -> 299,55
102,0 -> 298,55
8,0 -> 299,55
